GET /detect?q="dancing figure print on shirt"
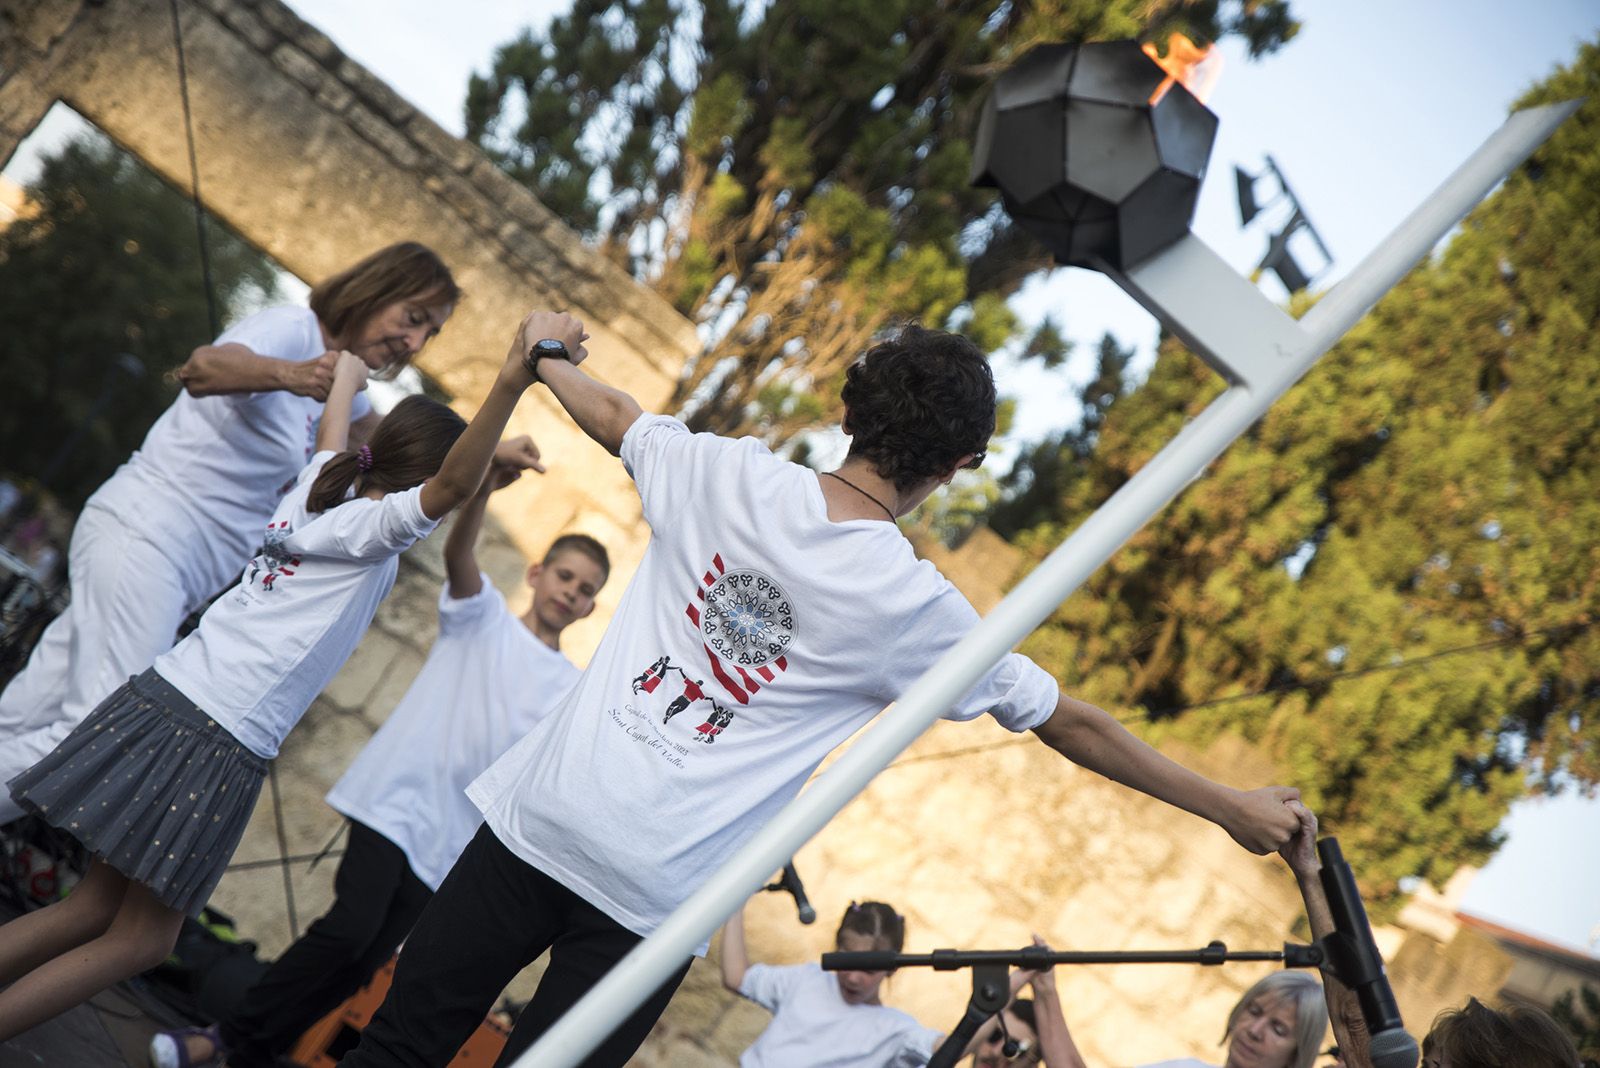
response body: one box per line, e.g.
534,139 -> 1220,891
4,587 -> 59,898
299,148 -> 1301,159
625,655 -> 713,728
246,520 -> 300,592
631,655 -> 674,695
691,698 -> 736,743
625,652 -> 738,742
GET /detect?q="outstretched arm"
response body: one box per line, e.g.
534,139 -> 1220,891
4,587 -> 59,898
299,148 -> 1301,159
535,357 -> 643,457
720,903 -> 752,994
1281,804 -> 1371,1066
177,343 -> 342,399
443,436 -> 545,599
1032,691 -> 1300,855
313,353 -> 368,454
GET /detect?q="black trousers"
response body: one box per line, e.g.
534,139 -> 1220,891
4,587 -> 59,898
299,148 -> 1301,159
222,820 -> 432,1068
338,824 -> 692,1068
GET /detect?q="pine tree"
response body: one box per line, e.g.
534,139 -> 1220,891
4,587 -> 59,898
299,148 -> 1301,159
0,132 -> 281,506
466,0 -> 1297,442
1008,41 -> 1600,909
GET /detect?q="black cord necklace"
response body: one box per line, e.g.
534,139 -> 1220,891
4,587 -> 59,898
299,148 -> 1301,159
823,471 -> 897,522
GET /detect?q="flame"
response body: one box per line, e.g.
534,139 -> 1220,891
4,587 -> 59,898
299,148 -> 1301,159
1142,32 -> 1223,105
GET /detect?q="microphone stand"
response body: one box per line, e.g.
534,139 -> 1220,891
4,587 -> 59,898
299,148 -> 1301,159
822,941 -> 1326,1068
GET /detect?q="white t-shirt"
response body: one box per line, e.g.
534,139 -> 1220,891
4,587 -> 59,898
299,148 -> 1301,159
88,306 -> 372,608
738,963 -> 940,1068
154,451 -> 437,758
325,578 -> 580,890
469,414 -> 1059,945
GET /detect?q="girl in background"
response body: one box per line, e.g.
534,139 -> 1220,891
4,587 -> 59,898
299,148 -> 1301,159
722,898 -> 941,1066
0,310 -> 586,1045
0,242 -> 459,818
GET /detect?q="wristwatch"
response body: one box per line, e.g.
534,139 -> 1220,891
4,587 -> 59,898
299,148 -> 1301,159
525,338 -> 571,381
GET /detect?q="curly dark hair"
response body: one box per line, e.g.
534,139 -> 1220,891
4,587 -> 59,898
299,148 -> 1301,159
839,324 -> 996,492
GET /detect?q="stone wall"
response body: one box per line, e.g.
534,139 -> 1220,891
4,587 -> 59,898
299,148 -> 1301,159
0,0 -> 698,672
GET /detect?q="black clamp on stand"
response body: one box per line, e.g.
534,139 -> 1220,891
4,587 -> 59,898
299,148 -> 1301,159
822,941 -> 1325,1068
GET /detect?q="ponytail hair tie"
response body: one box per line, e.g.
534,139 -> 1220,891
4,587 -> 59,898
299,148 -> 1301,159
357,444 -> 374,472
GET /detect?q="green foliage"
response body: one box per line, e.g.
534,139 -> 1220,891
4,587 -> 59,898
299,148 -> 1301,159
1005,42 -> 1600,909
990,331 -> 1133,537
467,0 -> 1298,441
1552,983 -> 1600,1068
0,133 -> 281,507
910,468 -> 1003,548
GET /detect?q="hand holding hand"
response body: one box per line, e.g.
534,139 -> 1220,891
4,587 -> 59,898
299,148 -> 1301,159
506,311 -> 589,389
333,350 -> 370,391
1277,800 -> 1320,878
289,351 -> 341,401
1223,785 -> 1302,855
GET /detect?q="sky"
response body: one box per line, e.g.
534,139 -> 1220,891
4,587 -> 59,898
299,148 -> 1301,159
4,0 -> 1595,955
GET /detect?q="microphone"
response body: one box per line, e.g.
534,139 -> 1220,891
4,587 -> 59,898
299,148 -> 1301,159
1316,838 -> 1419,1068
764,862 -> 817,924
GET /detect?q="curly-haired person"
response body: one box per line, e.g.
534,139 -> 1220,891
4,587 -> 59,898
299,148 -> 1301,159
340,324 -> 1305,1068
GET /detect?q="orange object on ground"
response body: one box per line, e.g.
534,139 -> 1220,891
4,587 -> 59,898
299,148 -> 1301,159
288,956 -> 510,1066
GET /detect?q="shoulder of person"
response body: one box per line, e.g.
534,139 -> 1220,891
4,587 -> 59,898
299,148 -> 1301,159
217,304 -> 320,359
626,414 -> 776,469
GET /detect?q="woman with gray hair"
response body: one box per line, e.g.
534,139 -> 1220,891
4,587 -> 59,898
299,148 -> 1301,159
1040,960 -> 1329,1068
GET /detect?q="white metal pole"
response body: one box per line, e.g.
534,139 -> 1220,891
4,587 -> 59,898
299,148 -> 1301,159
514,99 -> 1577,1068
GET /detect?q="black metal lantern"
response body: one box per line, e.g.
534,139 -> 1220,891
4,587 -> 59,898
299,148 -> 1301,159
971,40 -> 1219,272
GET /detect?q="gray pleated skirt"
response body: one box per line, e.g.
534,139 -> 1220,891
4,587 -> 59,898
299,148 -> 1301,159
6,669 -> 265,915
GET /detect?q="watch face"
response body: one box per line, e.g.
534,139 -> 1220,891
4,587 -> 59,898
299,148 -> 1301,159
535,339 -> 568,356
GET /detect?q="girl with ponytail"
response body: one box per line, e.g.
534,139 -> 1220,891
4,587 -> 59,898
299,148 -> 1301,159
0,311 -> 589,1045
0,242 -> 461,821
722,896 -> 942,1066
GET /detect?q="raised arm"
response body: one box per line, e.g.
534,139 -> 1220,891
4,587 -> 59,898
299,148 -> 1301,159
1032,692 -> 1300,855
926,959 -> 1064,1064
719,903 -> 752,994
1281,804 -> 1371,1066
443,436 -> 545,599
535,357 -> 643,457
1022,937 -> 1088,1068
419,313 -> 578,521
176,343 -> 341,399
313,353 -> 369,454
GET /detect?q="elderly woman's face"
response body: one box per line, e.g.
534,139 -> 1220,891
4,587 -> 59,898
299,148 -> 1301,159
347,298 -> 453,371
1225,994 -> 1299,1068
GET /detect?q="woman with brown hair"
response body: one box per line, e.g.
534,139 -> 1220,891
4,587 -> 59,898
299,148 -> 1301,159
0,242 -> 459,818
0,309 -> 585,1047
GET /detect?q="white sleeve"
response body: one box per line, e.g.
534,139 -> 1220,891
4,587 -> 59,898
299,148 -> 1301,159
619,413 -> 749,530
438,575 -> 506,637
737,962 -> 805,1013
885,1026 -> 942,1068
290,486 -> 439,562
885,570 -> 1059,732
214,306 -> 372,415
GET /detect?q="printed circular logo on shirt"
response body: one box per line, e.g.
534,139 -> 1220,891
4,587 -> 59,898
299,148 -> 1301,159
700,568 -> 796,668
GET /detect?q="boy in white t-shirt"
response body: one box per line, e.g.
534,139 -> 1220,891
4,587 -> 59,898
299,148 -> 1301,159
342,324 -> 1306,1068
151,438 -> 610,1068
